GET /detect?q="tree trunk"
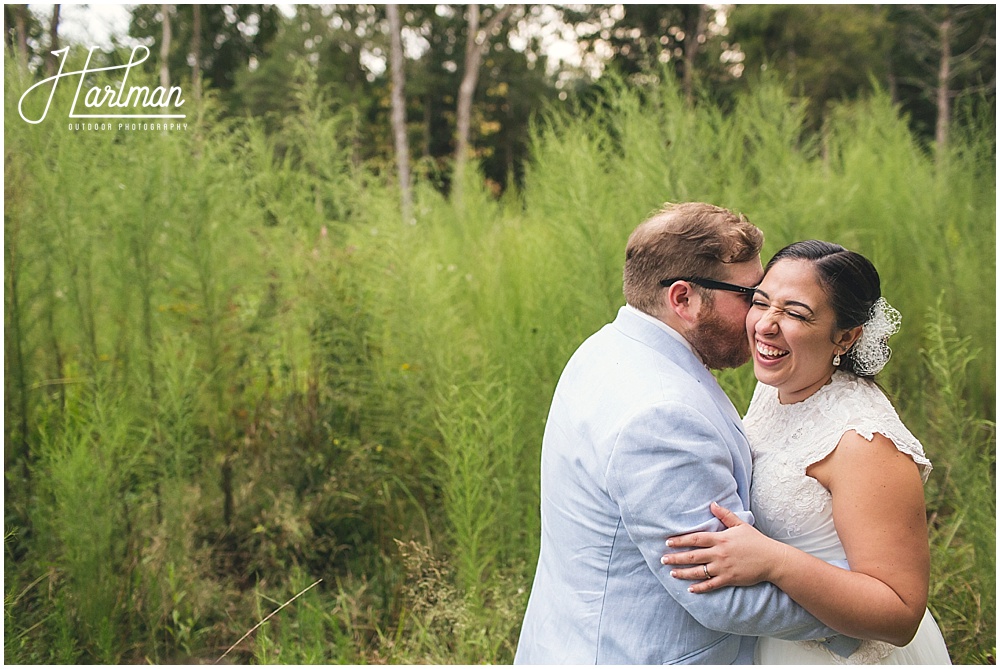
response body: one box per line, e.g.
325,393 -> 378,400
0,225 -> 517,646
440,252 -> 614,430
46,5 -> 60,76
160,4 -> 172,90
453,4 -> 516,203
192,4 -> 202,101
885,51 -> 898,104
14,4 -> 28,65
423,95 -> 432,159
5,219 -> 32,498
3,7 -> 11,52
935,11 -> 952,153
682,5 -> 707,105
387,4 -> 413,224
453,4 -> 481,201
221,455 -> 234,526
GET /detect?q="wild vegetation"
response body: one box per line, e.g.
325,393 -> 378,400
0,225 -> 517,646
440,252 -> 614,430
5,40 -> 996,666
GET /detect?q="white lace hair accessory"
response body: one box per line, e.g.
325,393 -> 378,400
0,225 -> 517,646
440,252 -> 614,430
848,297 -> 902,376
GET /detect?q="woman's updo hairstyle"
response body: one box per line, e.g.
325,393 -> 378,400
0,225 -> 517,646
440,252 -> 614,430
765,240 -> 882,378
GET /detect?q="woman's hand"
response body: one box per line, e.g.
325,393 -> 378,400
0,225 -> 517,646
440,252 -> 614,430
660,502 -> 790,593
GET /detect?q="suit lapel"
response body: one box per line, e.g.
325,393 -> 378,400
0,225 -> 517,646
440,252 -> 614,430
612,306 -> 754,507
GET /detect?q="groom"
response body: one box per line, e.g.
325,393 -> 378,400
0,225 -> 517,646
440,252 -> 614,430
514,203 -> 858,664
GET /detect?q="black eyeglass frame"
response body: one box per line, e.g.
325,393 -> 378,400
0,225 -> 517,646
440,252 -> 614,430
659,276 -> 757,296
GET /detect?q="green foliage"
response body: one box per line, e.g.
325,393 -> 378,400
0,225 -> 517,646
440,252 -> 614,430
381,540 -> 526,663
248,570 -> 353,663
920,297 -> 996,654
729,5 -> 892,128
25,379 -> 145,663
4,50 -> 994,666
130,5 -> 282,104
434,373 -> 520,596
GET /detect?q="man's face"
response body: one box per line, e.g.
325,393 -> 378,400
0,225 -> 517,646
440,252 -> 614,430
688,258 -> 765,370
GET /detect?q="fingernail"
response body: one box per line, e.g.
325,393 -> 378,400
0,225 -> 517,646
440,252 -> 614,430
670,571 -> 677,578
665,539 -> 673,547
688,587 -> 695,593
660,556 -> 668,565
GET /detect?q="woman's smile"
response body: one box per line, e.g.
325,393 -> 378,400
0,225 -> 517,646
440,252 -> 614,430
754,339 -> 789,362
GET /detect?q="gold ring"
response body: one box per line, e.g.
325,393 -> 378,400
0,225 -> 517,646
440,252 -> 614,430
703,564 -> 711,579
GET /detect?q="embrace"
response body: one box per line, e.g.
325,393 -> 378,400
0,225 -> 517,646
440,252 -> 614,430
514,203 -> 951,664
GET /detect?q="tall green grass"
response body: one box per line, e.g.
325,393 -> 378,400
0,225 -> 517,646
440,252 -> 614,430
920,298 -> 996,660
5,56 -> 994,663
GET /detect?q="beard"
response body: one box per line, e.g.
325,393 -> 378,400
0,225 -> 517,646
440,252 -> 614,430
689,307 -> 751,370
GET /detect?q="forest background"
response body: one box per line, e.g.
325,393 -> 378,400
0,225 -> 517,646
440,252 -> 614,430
4,3 -> 996,664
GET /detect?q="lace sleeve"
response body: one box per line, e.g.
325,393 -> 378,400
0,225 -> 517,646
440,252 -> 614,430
842,425 -> 932,482
839,378 -> 932,483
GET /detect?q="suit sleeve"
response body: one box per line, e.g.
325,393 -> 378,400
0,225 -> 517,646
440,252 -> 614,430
606,400 -> 842,640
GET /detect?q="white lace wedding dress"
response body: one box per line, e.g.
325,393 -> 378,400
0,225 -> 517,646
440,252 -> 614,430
744,371 -> 952,665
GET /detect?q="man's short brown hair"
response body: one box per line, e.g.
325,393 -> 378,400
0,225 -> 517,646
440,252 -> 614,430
623,202 -> 764,315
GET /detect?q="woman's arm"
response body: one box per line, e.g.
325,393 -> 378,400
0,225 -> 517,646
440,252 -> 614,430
661,430 -> 930,647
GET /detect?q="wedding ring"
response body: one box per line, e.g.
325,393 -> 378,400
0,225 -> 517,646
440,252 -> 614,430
703,564 -> 712,579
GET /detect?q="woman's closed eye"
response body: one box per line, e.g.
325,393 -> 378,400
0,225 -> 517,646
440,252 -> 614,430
752,298 -> 810,322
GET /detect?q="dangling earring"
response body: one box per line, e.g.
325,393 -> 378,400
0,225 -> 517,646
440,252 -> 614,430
832,352 -> 841,367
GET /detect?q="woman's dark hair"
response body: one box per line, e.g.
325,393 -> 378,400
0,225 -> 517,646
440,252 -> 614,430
765,240 -> 882,377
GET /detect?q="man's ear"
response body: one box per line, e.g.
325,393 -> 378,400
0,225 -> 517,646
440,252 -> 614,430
664,281 -> 702,324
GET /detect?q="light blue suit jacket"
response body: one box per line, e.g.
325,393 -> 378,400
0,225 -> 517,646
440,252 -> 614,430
514,307 -> 857,664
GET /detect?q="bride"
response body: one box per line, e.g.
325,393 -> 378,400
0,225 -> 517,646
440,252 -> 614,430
661,240 -> 951,664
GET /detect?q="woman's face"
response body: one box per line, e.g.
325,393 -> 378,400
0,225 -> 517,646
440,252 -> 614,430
745,259 -> 855,404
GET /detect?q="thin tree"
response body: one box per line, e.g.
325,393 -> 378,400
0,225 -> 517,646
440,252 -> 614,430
3,7 -> 10,52
896,5 -> 996,154
46,5 -> 60,76
682,5 -> 707,105
160,4 -> 172,90
934,10 -> 952,151
928,5 -> 995,152
387,4 -> 412,224
192,4 -> 202,101
13,4 -> 29,65
453,4 -> 518,203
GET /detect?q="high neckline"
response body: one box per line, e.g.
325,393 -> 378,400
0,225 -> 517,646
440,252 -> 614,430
772,370 -> 852,409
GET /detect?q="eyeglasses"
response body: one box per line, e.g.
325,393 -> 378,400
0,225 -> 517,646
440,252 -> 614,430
660,276 -> 758,297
